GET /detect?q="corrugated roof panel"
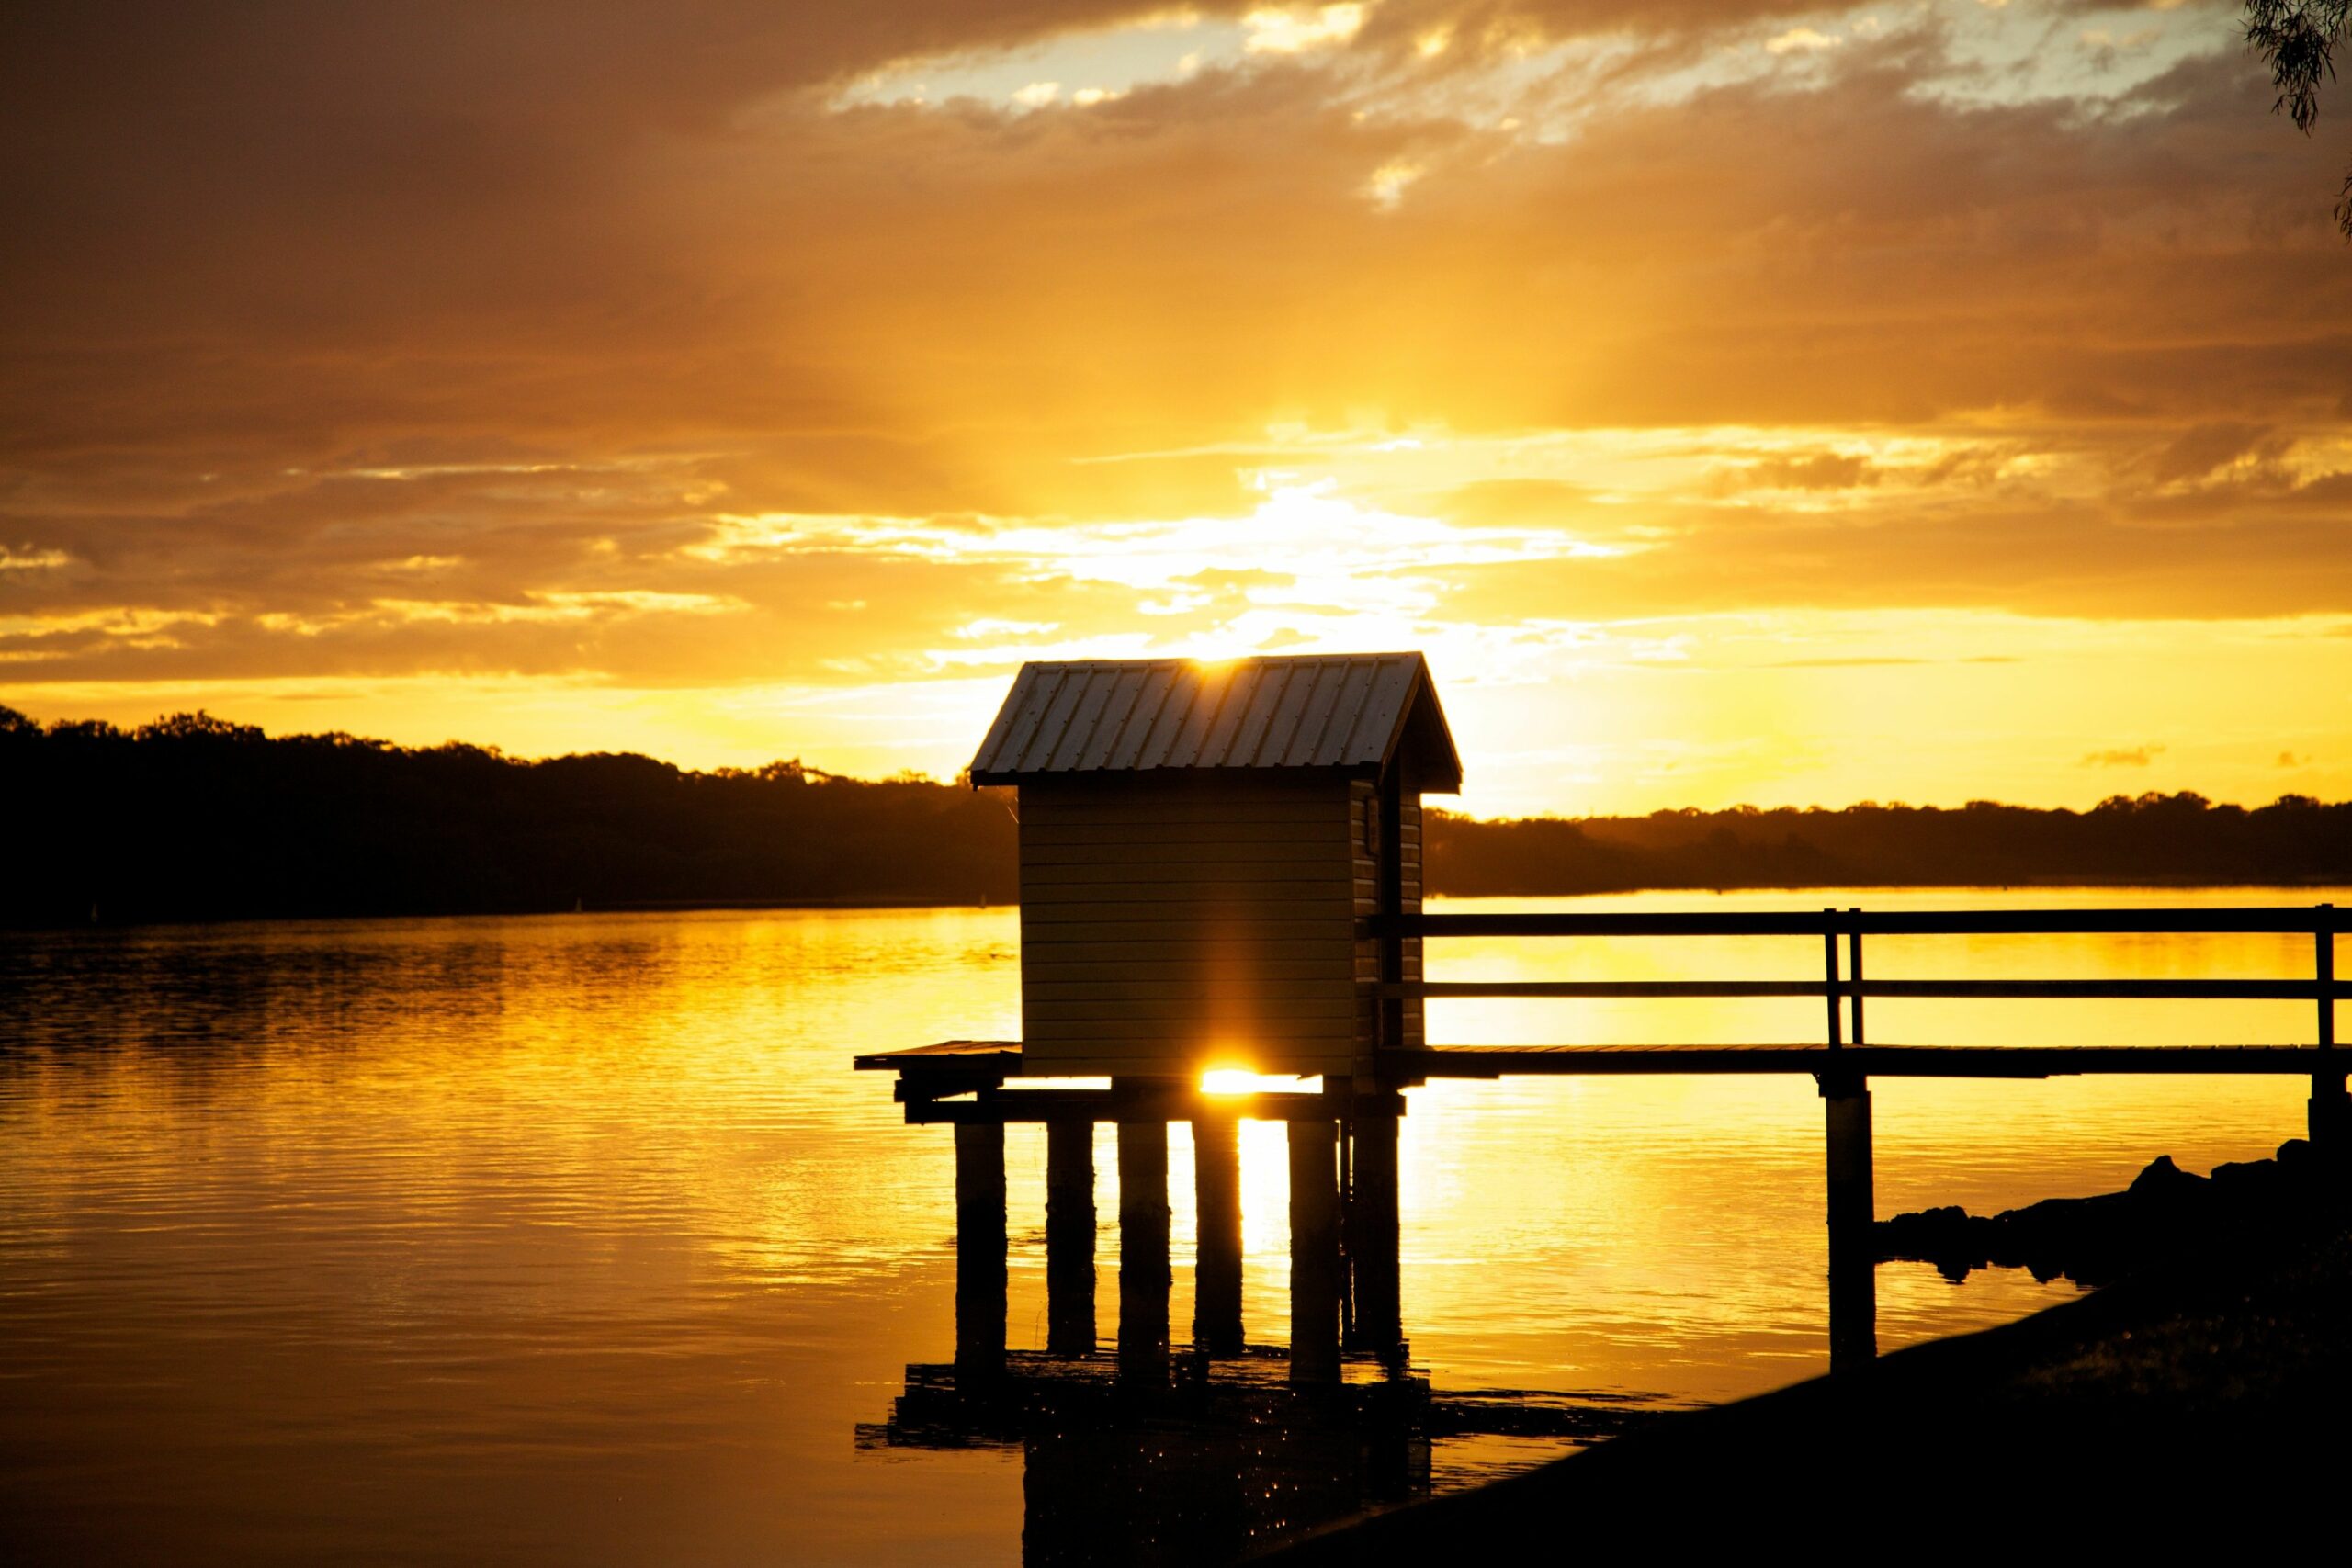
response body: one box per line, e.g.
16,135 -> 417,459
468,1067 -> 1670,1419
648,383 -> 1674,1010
1129,666 -> 1191,769
1227,660 -> 1291,763
1313,660 -> 1381,767
1162,661 -> 1225,765
1021,669 -> 1089,773
976,666 -> 1054,775
1076,666 -> 1148,771
1249,658 -> 1304,762
1283,660 -> 1351,766
1349,659 -> 1420,768
969,678 -> 1030,777
1197,662 -> 1263,766
967,652 -> 1460,787
1072,667 -> 1133,771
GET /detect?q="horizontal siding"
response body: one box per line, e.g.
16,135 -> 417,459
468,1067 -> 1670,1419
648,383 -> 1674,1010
1021,859 -> 1353,887
1024,949 -> 1356,978
1024,943 -> 1359,973
1026,1018 -> 1359,1043
1022,834 -> 1346,863
1026,975 -> 1357,1002
1035,1001 -> 1363,1024
1028,1046 -> 1362,1077
1025,907 -> 1363,931
1016,775 -> 1387,1075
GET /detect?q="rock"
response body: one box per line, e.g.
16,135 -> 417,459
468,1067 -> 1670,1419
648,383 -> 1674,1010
2127,1155 -> 2207,1201
1874,1145 -> 2342,1292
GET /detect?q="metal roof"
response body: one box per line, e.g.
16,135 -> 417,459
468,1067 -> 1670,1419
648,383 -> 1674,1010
967,653 -> 1461,790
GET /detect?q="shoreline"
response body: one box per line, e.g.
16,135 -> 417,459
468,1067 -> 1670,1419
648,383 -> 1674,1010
1257,1206 -> 2352,1558
12,878 -> 2347,934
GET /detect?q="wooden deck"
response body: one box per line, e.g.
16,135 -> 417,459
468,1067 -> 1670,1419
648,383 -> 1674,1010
855,1040 -> 2339,1085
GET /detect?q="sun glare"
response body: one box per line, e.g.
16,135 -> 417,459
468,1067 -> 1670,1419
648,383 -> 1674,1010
1200,1068 -> 1323,1095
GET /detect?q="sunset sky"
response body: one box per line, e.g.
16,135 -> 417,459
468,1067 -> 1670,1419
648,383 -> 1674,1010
6,1 -> 2351,816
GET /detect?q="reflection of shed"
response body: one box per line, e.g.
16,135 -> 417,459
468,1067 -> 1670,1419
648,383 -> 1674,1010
969,653 -> 1461,1079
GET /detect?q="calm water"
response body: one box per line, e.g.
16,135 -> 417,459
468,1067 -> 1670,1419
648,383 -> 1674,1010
1,888 -> 2340,1563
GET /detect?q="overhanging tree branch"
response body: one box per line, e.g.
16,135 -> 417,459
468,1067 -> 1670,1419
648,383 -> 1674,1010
2245,0 -> 2352,235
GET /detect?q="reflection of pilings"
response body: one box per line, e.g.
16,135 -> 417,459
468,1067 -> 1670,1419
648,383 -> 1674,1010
1046,1120 -> 1096,1356
956,1121 -> 1007,1375
1193,1113 -> 1244,1356
1346,1108 -> 1403,1360
858,1352 -> 1476,1566
1822,1073 -> 1876,1371
1289,1118 -> 1341,1384
1117,1114 -> 1170,1375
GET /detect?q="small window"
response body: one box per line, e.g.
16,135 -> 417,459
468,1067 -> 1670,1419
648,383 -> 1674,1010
1363,794 -> 1380,856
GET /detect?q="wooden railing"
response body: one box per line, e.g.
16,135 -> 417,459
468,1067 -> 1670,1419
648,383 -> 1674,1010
1363,903 -> 2343,1054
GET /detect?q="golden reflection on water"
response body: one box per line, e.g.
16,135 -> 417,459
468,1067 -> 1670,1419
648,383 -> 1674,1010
0,888 -> 2340,1563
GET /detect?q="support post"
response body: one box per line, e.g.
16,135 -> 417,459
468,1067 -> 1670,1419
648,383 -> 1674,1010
1346,1106 -> 1403,1363
1046,1118 -> 1096,1356
1192,1112 -> 1244,1357
2312,906 -> 2347,1155
1821,1072 -> 1876,1372
954,1120 -> 1007,1376
1116,1114 -> 1170,1377
1289,1118 -> 1342,1384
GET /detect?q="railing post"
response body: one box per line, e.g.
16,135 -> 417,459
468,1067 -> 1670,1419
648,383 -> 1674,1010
1848,907 -> 1865,1047
1823,908 -> 1843,1051
2314,905 -> 2347,1155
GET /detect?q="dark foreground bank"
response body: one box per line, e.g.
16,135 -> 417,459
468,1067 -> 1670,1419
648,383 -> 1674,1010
1260,1195 -> 2352,1557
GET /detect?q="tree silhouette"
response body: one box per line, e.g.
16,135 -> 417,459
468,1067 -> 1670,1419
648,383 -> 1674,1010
3,705 -> 2345,928
2246,1 -> 2352,236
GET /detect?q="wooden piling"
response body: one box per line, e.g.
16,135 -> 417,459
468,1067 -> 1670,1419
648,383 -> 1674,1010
1192,1112 -> 1244,1357
1822,1074 -> 1876,1371
1117,1116 -> 1170,1375
1289,1118 -> 1342,1384
1046,1119 -> 1097,1356
954,1120 -> 1007,1375
1346,1108 -> 1403,1361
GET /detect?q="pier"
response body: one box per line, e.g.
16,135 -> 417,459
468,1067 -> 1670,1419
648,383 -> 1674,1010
865,655 -> 2346,1381
861,901 -> 2347,1378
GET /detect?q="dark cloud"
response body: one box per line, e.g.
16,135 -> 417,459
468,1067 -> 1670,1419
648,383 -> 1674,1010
1715,453 -> 1884,493
5,1 -> 2350,701
2148,422 -> 2289,483
1433,479 -> 2352,621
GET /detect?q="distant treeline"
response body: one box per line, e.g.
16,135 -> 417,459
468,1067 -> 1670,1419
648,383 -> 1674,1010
4,707 -> 2348,927
1426,796 -> 2352,895
0,708 -> 1019,925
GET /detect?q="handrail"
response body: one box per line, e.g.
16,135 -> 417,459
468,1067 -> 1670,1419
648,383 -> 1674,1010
1371,978 -> 2349,1000
1362,905 -> 2348,938
1361,901 -> 2343,1058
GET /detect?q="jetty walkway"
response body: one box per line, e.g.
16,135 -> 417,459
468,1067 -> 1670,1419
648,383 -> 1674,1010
860,903 -> 2347,1376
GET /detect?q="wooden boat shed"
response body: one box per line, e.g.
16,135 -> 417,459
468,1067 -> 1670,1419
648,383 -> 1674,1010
969,652 -> 1462,1081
